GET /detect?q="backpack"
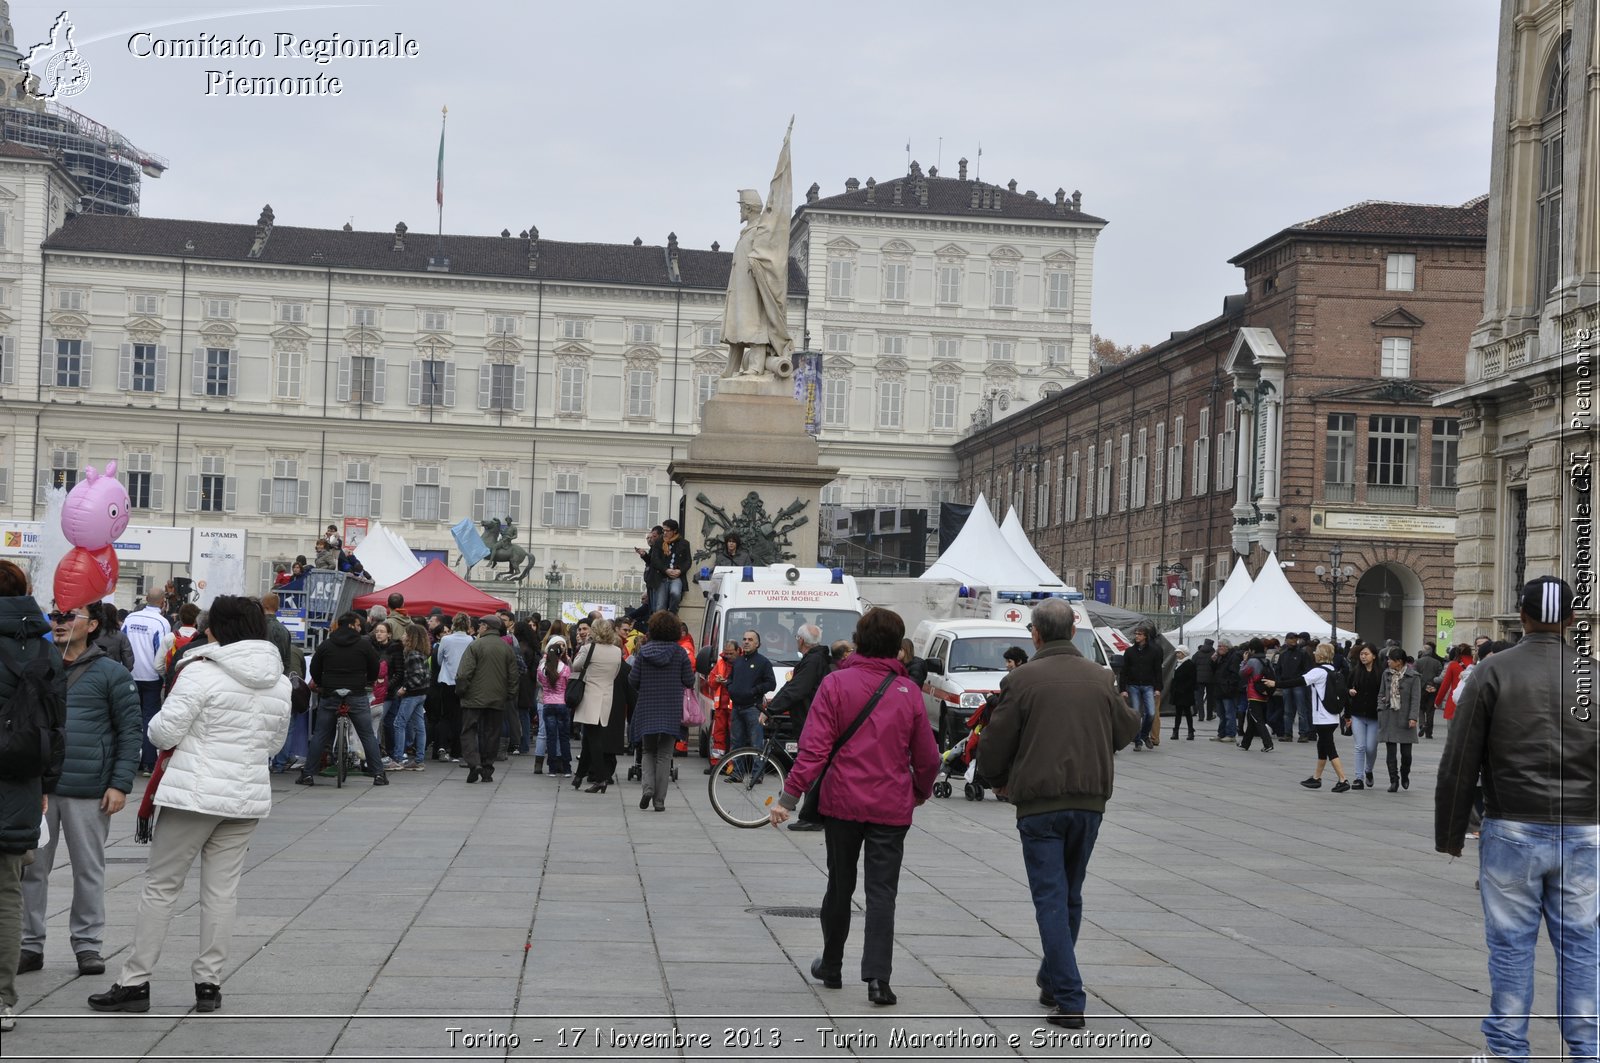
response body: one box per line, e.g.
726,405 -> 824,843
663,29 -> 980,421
0,639 -> 66,779
163,628 -> 198,694
1318,664 -> 1351,717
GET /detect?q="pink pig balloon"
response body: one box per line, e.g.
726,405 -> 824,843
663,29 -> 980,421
61,461 -> 131,550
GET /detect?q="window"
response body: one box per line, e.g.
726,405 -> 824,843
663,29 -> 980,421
132,293 -> 160,316
1085,445 -> 1098,517
931,381 -> 958,431
262,457 -> 306,516
1218,400 -> 1236,490
1325,414 -> 1356,501
823,377 -> 848,427
558,363 -> 585,415
871,478 -> 905,505
349,354 -> 381,403
348,306 -> 379,328
56,289 -> 84,312
1118,433 -> 1131,511
558,318 -> 588,340
277,303 -> 307,325
484,362 -> 520,411
877,379 -> 904,429
335,461 -> 380,518
1194,408 -> 1211,495
627,323 -> 657,345
882,261 -> 908,302
827,259 -> 854,299
880,334 -> 906,356
1385,253 -> 1416,291
937,265 -> 962,304
1098,440 -> 1112,515
615,471 -> 656,531
0,334 -> 11,386
1065,451 -> 1079,523
488,314 -> 519,337
699,323 -> 721,347
1168,416 -> 1185,501
420,309 -> 449,332
1536,33 -> 1570,301
626,366 -> 655,419
55,339 -> 86,388
1381,337 -> 1412,378
1132,429 -> 1147,508
825,331 -> 851,354
696,370 -> 718,421
1046,271 -> 1072,310
203,298 -> 233,320
1044,343 -> 1069,367
988,340 -> 1015,362
1367,415 -> 1420,504
934,336 -> 961,361
202,347 -> 232,397
275,349 -> 303,401
124,452 -> 158,510
546,469 -> 583,528
189,454 -> 233,513
410,358 -> 453,407
405,464 -> 448,522
123,343 -> 163,393
49,447 -> 79,493
1431,417 -> 1460,505
991,267 -> 1016,307
1153,423 -> 1166,506
482,467 -> 516,522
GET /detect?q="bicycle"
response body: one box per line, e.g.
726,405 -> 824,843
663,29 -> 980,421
320,687 -> 362,788
707,716 -> 797,828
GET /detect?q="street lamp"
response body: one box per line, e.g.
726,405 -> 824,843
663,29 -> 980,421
1314,544 -> 1356,645
544,561 -> 563,623
1164,562 -> 1191,643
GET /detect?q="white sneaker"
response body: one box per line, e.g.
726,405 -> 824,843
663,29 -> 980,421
1,1003 -> 15,1032
381,757 -> 403,771
407,759 -> 425,771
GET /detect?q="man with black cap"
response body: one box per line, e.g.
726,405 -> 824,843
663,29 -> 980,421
1276,632 -> 1313,741
1193,639 -> 1214,721
453,615 -> 519,783
1436,576 -> 1598,1063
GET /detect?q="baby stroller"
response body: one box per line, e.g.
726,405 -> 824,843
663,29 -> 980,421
932,693 -> 996,801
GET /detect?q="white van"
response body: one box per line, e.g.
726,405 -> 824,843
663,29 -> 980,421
696,564 -> 865,702
911,618 -> 1032,749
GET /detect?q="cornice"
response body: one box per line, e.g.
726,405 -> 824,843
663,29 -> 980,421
815,309 -> 1088,334
799,211 -> 1104,241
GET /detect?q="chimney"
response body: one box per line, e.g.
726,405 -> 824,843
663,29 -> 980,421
928,165 -> 938,178
1007,179 -> 1017,193
865,177 -> 876,203
892,181 -> 902,205
1054,188 -> 1067,215
845,177 -> 860,193
341,221 -> 353,232
980,188 -> 991,209
1026,190 -> 1038,199
711,241 -> 720,252
909,160 -> 922,178
806,182 -> 819,204
666,231 -> 680,283
311,250 -> 323,263
393,222 -> 407,251
918,181 -> 929,207
1071,190 -> 1082,211
526,225 -> 539,272
958,157 -> 969,181
633,237 -> 643,246
971,184 -> 981,208
500,228 -> 510,238
247,204 -> 274,259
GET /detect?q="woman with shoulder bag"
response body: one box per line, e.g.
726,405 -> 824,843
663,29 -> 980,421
572,620 -> 625,792
628,612 -> 694,810
769,608 -> 941,1008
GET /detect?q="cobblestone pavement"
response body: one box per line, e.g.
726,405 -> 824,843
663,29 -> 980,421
4,722 -> 1553,1062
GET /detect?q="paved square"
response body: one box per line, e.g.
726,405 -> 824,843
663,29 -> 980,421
4,724 -> 1565,1062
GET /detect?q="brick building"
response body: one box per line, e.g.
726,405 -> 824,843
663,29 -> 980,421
955,198 -> 1487,650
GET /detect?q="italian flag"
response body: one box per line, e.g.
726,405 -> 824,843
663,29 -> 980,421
435,109 -> 446,207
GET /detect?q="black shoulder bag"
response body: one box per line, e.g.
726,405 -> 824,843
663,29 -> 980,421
797,673 -> 896,824
563,644 -> 592,710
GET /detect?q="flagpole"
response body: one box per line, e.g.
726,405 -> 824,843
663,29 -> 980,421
431,105 -> 447,270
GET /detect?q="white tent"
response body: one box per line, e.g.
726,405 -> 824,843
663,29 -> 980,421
1162,558 -> 1253,645
1207,553 -> 1358,644
1000,508 -> 1064,586
352,521 -> 424,589
920,494 -> 1055,586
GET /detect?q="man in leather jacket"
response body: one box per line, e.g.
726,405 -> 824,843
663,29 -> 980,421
1435,577 -> 1598,1063
762,624 -> 830,833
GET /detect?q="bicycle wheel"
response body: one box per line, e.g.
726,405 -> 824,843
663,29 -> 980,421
334,718 -> 349,788
707,747 -> 786,828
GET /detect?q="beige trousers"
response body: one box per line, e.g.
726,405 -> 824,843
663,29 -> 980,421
118,807 -> 256,987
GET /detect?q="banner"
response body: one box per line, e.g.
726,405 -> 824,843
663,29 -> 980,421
342,517 -> 370,550
792,350 -> 821,436
0,521 -> 191,561
191,528 -> 248,609
561,600 -> 617,624
1435,608 -> 1455,655
1093,578 -> 1112,604
451,518 -> 489,567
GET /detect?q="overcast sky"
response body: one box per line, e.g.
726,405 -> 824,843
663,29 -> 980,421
31,0 -> 1498,347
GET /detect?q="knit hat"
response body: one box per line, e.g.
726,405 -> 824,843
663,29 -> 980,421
1520,576 -> 1574,624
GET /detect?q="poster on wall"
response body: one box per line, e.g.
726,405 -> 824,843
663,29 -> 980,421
1435,609 -> 1455,655
191,528 -> 248,609
343,518 -> 370,550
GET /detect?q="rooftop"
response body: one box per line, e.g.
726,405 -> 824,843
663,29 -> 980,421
1230,196 -> 1488,264
800,159 -> 1106,226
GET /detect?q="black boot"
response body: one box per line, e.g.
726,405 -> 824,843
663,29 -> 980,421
195,983 -> 222,1012
1388,776 -> 1400,793
88,982 -> 151,1012
533,756 -> 545,774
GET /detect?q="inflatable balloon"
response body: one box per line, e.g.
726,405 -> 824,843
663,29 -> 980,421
54,545 -> 119,611
61,461 -> 130,550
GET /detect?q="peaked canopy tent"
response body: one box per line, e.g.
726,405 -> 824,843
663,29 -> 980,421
352,521 -> 425,588
1207,553 -> 1358,644
999,508 -> 1063,585
1162,558 -> 1254,645
352,560 -> 510,617
920,493 -> 1061,587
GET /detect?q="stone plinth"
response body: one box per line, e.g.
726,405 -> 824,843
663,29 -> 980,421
669,389 -> 838,642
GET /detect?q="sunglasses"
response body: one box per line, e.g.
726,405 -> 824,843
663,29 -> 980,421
48,611 -> 81,623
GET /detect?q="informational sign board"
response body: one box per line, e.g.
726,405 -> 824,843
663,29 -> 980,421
1093,579 -> 1112,604
561,601 -> 617,624
191,528 -> 249,608
0,521 -> 191,561
343,518 -> 370,550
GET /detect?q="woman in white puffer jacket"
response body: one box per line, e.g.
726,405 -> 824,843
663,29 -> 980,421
88,596 -> 290,1016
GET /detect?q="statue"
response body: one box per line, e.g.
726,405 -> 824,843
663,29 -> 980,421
722,118 -> 794,381
692,491 -> 810,568
467,517 -> 535,582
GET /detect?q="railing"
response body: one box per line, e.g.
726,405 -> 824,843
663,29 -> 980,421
1366,485 -> 1418,507
1428,486 -> 1458,509
1323,482 -> 1355,504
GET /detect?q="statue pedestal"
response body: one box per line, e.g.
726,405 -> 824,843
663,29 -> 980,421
669,389 -> 838,645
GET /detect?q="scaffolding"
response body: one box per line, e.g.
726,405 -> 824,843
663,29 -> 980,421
0,98 -> 166,215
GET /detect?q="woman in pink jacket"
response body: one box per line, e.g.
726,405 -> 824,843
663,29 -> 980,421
769,608 -> 940,1008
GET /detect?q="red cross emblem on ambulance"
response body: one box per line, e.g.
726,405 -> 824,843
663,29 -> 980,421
1004,608 -> 1022,623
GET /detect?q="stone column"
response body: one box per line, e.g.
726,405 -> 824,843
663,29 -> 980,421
1451,398 -> 1501,635
1231,391 -> 1256,557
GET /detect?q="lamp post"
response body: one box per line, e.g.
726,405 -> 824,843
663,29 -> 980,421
544,561 -> 563,624
1314,544 -> 1356,645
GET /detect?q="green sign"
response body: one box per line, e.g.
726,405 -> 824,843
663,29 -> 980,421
1436,609 -> 1455,654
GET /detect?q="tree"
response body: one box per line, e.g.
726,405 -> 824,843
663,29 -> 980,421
1090,334 -> 1151,373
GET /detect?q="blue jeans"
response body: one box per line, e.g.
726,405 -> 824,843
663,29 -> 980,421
650,578 -> 684,614
135,680 -> 163,771
272,712 -> 308,771
1018,809 -> 1104,1014
1126,686 -> 1155,746
515,708 -> 533,754
1477,819 -> 1599,1063
1286,686 -> 1312,737
1217,695 -> 1243,738
380,696 -> 400,755
304,691 -> 384,777
392,694 -> 427,762
1349,716 -> 1379,779
542,704 -> 571,773
730,705 -> 763,753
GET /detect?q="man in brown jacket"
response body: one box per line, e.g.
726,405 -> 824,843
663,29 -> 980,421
978,598 -> 1139,1031
453,616 -> 519,784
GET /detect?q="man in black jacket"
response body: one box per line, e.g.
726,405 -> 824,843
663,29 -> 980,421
1276,632 -> 1313,741
1211,640 -> 1244,741
726,630 -> 776,764
647,520 -> 692,614
1117,627 -> 1163,751
763,625 -> 829,832
1193,639 -> 1214,721
300,612 -> 385,786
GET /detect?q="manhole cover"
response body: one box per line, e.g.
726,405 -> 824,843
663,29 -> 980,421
747,906 -> 823,918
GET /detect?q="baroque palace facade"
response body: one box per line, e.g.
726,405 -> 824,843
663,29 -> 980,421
0,122 -> 1105,590
955,198 -> 1486,651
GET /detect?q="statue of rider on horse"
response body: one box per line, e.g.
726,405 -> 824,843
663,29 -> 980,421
468,517 -> 536,582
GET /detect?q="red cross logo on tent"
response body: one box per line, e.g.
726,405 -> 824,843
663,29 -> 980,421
1004,608 -> 1022,623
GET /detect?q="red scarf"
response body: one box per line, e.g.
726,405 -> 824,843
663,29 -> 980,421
134,749 -> 174,844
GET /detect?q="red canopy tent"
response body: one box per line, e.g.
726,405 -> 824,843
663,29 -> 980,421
352,560 -> 511,617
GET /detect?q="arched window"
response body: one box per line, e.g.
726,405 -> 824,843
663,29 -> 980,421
1536,32 -> 1570,300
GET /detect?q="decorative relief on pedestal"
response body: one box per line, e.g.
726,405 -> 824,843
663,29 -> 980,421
692,491 -> 809,567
